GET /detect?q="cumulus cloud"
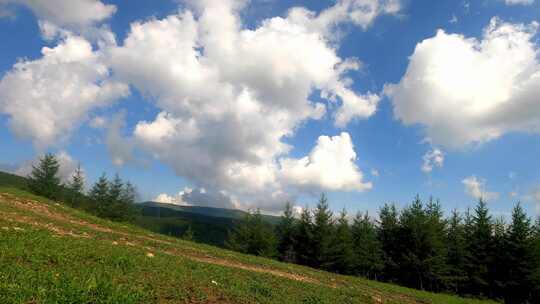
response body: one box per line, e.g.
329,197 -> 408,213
462,176 -> 499,201
89,116 -> 107,129
0,34 -> 129,149
154,187 -> 192,206
287,0 -> 401,35
386,18 -> 540,148
0,0 -> 398,211
102,0 -> 393,210
279,133 -> 372,192
505,0 -> 534,5
154,187 -> 237,209
0,0 -> 116,38
421,148 -> 444,173
15,151 -> 82,183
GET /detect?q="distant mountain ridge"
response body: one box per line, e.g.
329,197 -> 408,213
140,201 -> 281,224
135,201 -> 279,247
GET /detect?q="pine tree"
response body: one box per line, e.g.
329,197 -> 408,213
503,203 -> 533,304
226,210 -> 277,258
67,164 -> 85,206
446,209 -> 468,293
182,225 -> 195,241
394,196 -> 449,291
378,203 -> 400,282
28,153 -> 61,200
294,206 -> 314,266
89,173 -> 110,216
120,181 -> 137,204
276,202 -> 297,263
68,164 -> 84,194
530,217 -> 540,301
352,212 -> 383,279
466,198 -> 493,297
424,198 -> 448,292
106,175 -> 138,221
251,209 -> 277,258
226,212 -> 252,254
108,174 -> 123,202
312,194 -> 335,270
330,209 -> 354,274
490,216 -> 507,300
399,195 -> 430,290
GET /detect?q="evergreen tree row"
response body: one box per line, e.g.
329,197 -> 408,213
27,153 -> 138,222
228,194 -> 540,303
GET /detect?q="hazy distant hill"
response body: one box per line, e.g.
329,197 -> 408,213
140,201 -> 280,223
136,202 -> 280,247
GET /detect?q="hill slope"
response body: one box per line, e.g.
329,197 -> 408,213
136,202 -> 280,247
136,203 -> 240,246
140,201 -> 281,224
0,171 -> 27,189
0,188 -> 495,304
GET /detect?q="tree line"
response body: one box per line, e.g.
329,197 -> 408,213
227,194 -> 540,303
27,153 -> 137,222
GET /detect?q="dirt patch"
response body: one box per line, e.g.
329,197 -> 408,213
0,210 -> 90,238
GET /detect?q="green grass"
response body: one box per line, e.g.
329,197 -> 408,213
0,187 -> 498,304
0,171 -> 27,190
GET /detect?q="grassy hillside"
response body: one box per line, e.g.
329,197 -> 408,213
0,187 -> 497,304
0,171 -> 27,189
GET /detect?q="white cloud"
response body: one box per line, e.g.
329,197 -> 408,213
154,187 -> 192,206
89,116 -> 107,129
0,0 -> 397,211
0,34 -> 129,149
1,0 -> 116,37
462,176 -> 499,201
288,0 -> 401,35
505,0 -> 534,5
371,169 -> 380,177
421,148 -> 444,173
103,1 -> 392,210
154,187 -> 238,209
386,18 -> 540,148
154,193 -> 186,206
15,151 -> 82,183
292,205 -> 304,217
279,132 -> 372,192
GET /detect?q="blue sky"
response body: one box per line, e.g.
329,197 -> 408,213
1,0 -> 540,217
